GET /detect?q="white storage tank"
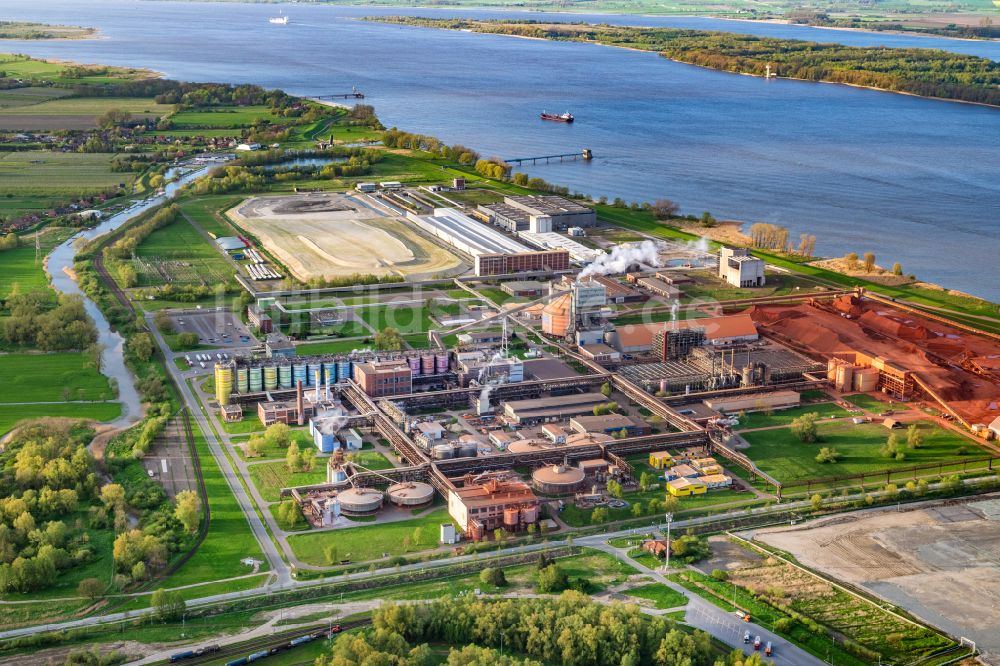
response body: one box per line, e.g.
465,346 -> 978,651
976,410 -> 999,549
337,487 -> 383,515
387,482 -> 435,507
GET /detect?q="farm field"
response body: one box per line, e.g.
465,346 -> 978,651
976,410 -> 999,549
169,105 -> 275,128
0,226 -> 74,298
176,195 -> 244,238
288,507 -> 458,565
0,97 -> 172,130
0,402 -> 121,436
0,151 -> 133,198
0,86 -> 72,108
248,460 -> 327,502
735,402 -> 851,430
0,352 -> 114,402
131,214 -> 235,288
741,420 -> 987,485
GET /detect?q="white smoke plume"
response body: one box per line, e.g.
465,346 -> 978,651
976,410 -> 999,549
315,404 -> 348,435
578,240 -> 662,279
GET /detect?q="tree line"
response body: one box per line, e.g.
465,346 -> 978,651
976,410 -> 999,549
0,290 -> 97,351
376,18 -> 1000,107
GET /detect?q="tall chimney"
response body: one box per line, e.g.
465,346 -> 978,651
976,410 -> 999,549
296,379 -> 304,426
315,369 -> 321,402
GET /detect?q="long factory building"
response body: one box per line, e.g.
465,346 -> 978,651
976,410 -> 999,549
406,207 -> 570,276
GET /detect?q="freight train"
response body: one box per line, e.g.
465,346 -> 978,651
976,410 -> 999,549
169,644 -> 220,662
223,626 -> 341,666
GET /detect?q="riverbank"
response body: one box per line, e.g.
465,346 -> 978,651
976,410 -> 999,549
0,21 -> 96,40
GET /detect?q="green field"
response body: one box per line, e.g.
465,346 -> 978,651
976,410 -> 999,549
0,352 -> 114,402
288,507 -> 457,565
169,106 -> 275,129
248,460 -> 327,502
0,97 -> 173,130
358,303 -> 433,334
294,337 -> 372,356
844,393 -> 897,412
625,583 -> 689,609
734,402 -> 851,430
176,195 -> 244,238
220,415 -> 265,434
0,227 -> 74,299
0,402 -> 121,435
131,214 -> 235,287
0,53 -> 153,85
742,420 -> 988,485
0,87 -> 72,109
233,428 -> 314,460
158,421 -> 269,589
344,449 -> 393,471
0,151 -> 133,197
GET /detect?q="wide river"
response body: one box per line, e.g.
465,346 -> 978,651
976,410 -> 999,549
5,0 -> 1000,300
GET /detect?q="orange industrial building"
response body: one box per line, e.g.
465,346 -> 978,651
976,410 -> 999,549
447,477 -> 541,540
542,292 -> 573,337
353,359 -> 412,397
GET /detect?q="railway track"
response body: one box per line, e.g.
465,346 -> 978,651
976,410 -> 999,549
167,618 -> 370,666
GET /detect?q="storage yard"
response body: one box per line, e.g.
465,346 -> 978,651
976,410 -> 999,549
227,193 -> 465,281
753,498 -> 1000,660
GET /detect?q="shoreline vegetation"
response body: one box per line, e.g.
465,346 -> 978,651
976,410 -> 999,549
0,22 -> 96,41
367,17 -> 1000,107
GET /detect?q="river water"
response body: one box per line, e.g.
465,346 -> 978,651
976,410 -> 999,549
4,0 -> 1000,301
45,166 -> 209,428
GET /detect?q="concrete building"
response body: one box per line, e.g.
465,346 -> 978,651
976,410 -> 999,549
636,277 -> 682,300
447,478 -> 540,539
503,392 -> 609,425
265,334 -> 295,358
504,195 -> 596,230
718,246 -> 766,288
990,416 -> 1000,440
609,314 -> 759,354
353,359 -> 412,398
519,232 -> 602,264
591,276 -> 645,304
475,250 -> 570,277
258,399 -> 318,426
440,522 -> 458,545
703,390 -> 800,414
541,424 -> 569,444
569,414 -> 650,437
698,474 -> 732,489
247,304 -> 273,333
501,281 -> 547,298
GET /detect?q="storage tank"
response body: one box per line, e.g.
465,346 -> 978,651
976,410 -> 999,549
236,367 -> 249,393
421,354 -> 435,375
520,505 -> 540,523
435,353 -> 449,374
835,364 -> 854,392
263,365 -> 278,391
532,464 -> 585,495
408,356 -> 421,377
742,366 -> 754,387
432,443 -> 455,460
306,363 -> 321,385
278,364 -> 292,389
659,379 -> 669,394
826,359 -> 841,382
456,439 -> 479,459
503,507 -> 520,528
214,363 -> 233,405
248,366 -> 263,392
337,360 -> 352,381
336,487 -> 383,515
387,481 -> 435,507
541,293 -> 572,338
854,367 -> 879,392
327,459 -> 348,484
292,363 -> 307,386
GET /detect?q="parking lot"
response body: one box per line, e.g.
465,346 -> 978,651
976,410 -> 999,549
168,309 -> 257,347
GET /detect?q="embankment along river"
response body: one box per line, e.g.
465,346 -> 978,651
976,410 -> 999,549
4,0 -> 1000,300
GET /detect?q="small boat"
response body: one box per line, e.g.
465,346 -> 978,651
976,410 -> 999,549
541,111 -> 574,123
269,13 -> 289,25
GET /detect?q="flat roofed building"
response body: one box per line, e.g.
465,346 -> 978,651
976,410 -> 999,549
578,343 -> 621,363
258,400 -> 317,426
501,280 -> 547,297
569,414 -> 650,437
353,359 -> 412,398
703,390 -> 800,414
667,464 -> 699,480
504,195 -> 596,229
541,424 -> 569,444
591,275 -> 645,303
519,232 -> 601,264
719,246 -> 765,288
648,451 -> 674,469
248,304 -> 273,333
668,477 -> 707,496
503,392 -> 608,425
475,250 -> 571,277
699,474 -> 732,488
578,458 -> 610,477
447,478 -> 540,538
265,334 -> 295,358
610,314 -> 759,353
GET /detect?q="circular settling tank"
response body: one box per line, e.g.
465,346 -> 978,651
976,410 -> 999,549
532,464 -> 585,495
336,487 -> 383,514
387,481 -> 435,507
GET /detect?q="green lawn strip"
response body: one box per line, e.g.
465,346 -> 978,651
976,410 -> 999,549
625,582 -> 689,609
558,488 -> 749,527
843,393 -> 896,412
344,450 -> 393,471
0,402 -> 121,436
402,333 -> 432,349
288,508 -> 459,565
220,415 -> 265,434
295,338 -> 373,356
357,303 -> 433,334
233,429 -> 314,461
734,402 -> 851,430
742,420 -> 987,486
155,420 -> 269,590
626,547 -> 664,570
0,351 -> 114,401
175,195 -> 244,238
248,460 -> 327,502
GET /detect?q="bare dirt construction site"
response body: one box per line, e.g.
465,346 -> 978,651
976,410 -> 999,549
748,296 -> 1000,425
228,193 -> 465,282
754,498 -> 1000,661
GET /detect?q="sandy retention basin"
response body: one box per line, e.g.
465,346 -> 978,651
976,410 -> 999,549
227,193 -> 464,282
754,499 -> 1000,658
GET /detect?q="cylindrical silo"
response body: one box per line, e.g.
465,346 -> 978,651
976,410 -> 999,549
214,363 -> 233,405
408,356 -> 421,377
520,505 -> 539,523
432,443 -> 454,460
854,367 -> 879,392
457,439 -> 478,458
236,367 -> 249,393
421,354 -> 434,375
435,353 -> 449,374
292,362 -> 307,386
248,366 -> 263,392
337,360 -> 351,381
503,508 -> 520,528
835,364 -> 854,392
827,359 -> 841,382
263,365 -> 278,391
278,364 -> 292,389
306,363 -> 320,386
